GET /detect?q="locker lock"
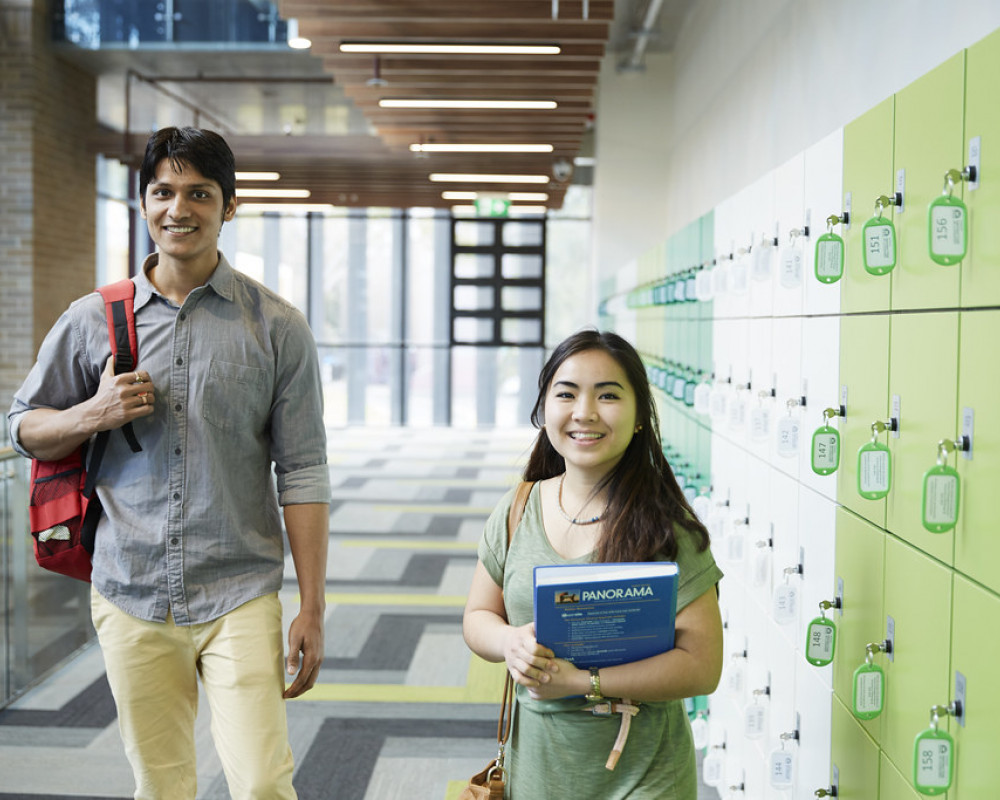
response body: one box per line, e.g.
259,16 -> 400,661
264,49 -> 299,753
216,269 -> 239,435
864,639 -> 892,663
929,701 -> 963,729
815,788 -> 838,798
943,166 -> 977,195
826,212 -> 849,230
874,193 -> 902,216
870,419 -> 896,440
936,436 -> 970,464
823,406 -> 846,423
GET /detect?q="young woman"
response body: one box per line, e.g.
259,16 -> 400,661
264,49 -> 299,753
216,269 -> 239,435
463,329 -> 723,799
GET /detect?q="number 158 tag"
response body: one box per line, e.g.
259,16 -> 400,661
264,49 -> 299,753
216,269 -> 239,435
913,727 -> 954,795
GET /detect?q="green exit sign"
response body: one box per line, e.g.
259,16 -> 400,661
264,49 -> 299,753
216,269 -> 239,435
474,197 -> 510,217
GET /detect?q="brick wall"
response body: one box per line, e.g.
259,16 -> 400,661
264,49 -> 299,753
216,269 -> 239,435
0,0 -> 96,424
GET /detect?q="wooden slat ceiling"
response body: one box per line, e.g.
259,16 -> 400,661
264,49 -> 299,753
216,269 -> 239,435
249,0 -> 615,210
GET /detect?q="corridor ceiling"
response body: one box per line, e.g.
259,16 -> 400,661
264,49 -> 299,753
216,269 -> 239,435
72,0 -> 693,211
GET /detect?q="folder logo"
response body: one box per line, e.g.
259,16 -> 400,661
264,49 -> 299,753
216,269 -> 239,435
554,590 -> 580,605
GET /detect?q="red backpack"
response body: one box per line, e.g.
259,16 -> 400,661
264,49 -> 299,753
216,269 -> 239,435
28,279 -> 142,582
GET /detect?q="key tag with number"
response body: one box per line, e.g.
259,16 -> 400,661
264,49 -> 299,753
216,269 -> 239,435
750,391 -> 773,442
690,710 -> 710,750
744,688 -> 769,739
702,743 -> 726,787
862,195 -> 898,275
776,398 -> 801,458
913,704 -> 957,795
922,437 -> 965,533
857,420 -> 893,500
769,732 -> 798,789
779,227 -> 805,288
815,214 -> 846,284
773,566 -> 801,625
852,641 -> 888,720
805,600 -> 839,667
811,407 -> 842,476
928,169 -> 969,266
730,247 -> 750,294
753,233 -> 775,281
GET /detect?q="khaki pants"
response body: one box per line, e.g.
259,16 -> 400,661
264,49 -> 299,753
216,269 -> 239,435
91,590 -> 296,800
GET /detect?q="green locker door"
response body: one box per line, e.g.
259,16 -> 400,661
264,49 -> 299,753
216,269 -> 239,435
881,536 -> 953,779
838,314 -> 891,527
951,576 -> 1000,800
831,696 -> 881,800
962,27 -> 1000,308
833,507 -> 886,744
891,52 -> 966,311
885,312 -> 959,565
842,97 -> 894,314
955,310 -> 1000,595
880,754 -> 925,800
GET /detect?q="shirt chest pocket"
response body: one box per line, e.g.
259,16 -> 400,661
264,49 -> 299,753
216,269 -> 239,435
202,360 -> 270,433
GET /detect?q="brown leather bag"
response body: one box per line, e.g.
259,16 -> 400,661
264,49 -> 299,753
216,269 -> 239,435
458,480 -> 534,800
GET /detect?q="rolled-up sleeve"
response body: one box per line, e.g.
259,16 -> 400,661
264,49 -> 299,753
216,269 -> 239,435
268,306 -> 330,506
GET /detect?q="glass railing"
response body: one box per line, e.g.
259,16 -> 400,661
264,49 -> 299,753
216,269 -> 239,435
54,0 -> 289,48
0,447 -> 94,709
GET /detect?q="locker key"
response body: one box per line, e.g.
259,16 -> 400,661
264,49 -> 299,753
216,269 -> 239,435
857,420 -> 894,500
913,702 -> 961,795
929,168 -> 973,265
852,640 -> 890,720
815,789 -> 837,798
863,195 -> 899,275
815,215 -> 846,283
811,408 -> 842,476
921,437 -> 969,533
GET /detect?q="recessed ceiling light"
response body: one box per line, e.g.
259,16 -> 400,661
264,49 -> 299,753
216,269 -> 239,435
380,99 -> 557,110
237,203 -> 333,213
236,188 -> 311,199
236,172 -> 281,181
430,173 -> 550,184
340,43 -> 561,55
410,143 -> 554,153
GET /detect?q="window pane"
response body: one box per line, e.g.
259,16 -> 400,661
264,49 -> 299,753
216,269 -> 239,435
455,253 -> 495,279
278,216 -> 308,313
455,220 -> 495,247
454,285 -> 494,311
502,221 -> 543,247
502,318 -> 541,345
454,317 -> 494,344
501,286 -> 542,312
501,254 -> 542,279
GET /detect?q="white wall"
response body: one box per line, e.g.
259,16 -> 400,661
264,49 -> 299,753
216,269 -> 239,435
592,0 -> 1000,286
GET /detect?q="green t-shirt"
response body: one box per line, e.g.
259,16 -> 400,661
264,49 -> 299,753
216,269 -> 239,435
477,482 -> 724,799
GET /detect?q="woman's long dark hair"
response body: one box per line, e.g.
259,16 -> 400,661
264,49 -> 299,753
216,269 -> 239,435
524,329 -> 710,562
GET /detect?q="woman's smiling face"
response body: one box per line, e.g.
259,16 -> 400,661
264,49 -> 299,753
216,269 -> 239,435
543,348 -> 638,478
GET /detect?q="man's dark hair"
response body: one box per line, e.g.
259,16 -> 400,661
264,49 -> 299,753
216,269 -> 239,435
139,127 -> 236,209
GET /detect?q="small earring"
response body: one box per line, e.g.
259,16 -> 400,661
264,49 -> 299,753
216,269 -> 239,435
634,424 -> 643,433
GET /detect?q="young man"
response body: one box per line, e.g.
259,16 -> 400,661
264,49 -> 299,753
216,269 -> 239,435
8,127 -> 330,799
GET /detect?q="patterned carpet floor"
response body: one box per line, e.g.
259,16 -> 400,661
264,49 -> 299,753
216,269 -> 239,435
0,426 -> 537,800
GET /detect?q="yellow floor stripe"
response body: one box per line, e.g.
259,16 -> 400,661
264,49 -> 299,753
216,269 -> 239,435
293,656 -> 508,704
325,592 -> 468,607
337,539 -> 479,551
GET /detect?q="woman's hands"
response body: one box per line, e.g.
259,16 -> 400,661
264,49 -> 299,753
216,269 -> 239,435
503,622 -> 561,692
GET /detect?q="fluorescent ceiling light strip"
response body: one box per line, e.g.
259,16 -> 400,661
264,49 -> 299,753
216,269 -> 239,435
411,143 -> 554,153
237,188 -> 311,199
340,43 -> 561,55
381,98 -> 556,110
236,171 -> 281,181
430,173 -> 550,184
238,203 -> 332,213
452,205 -> 548,215
441,191 -> 550,201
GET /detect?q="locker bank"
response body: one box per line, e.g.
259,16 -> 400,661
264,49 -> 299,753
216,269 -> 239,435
3,1 -> 1000,798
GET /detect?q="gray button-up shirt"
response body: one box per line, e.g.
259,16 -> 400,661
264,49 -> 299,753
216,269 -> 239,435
9,253 -> 331,625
